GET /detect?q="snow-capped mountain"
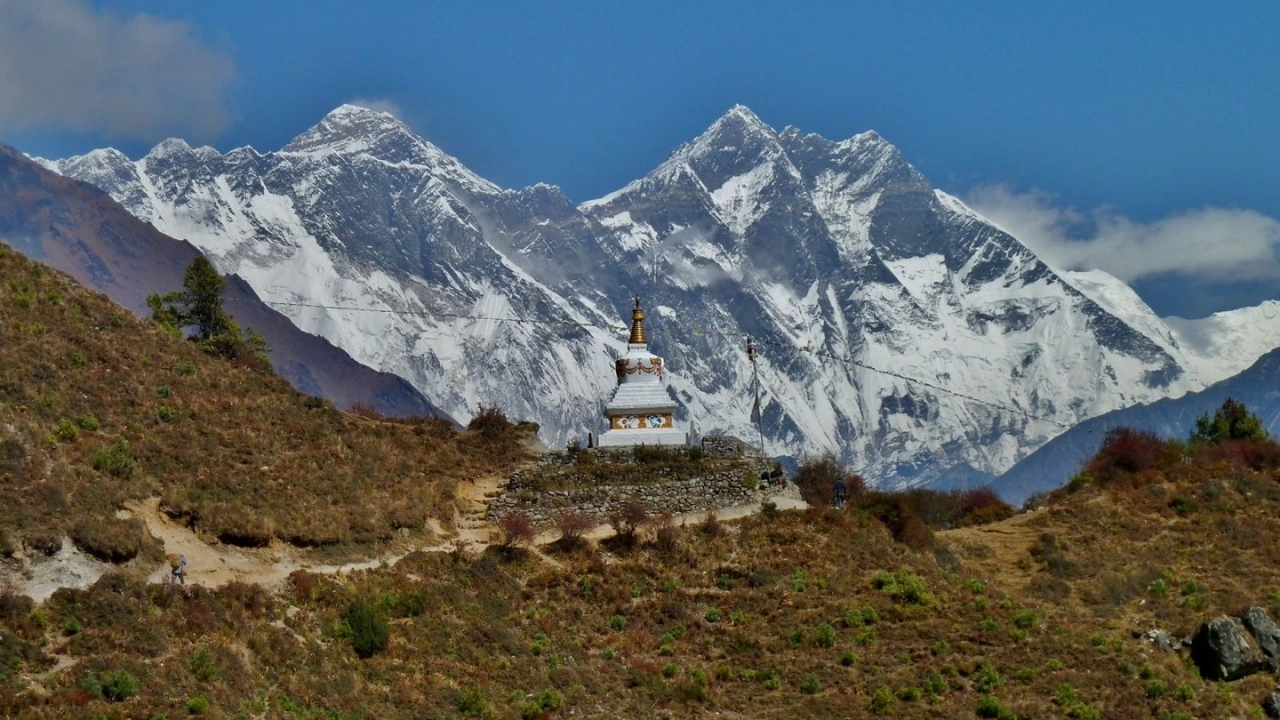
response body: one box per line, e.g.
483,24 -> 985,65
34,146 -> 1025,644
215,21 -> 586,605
42,104 -> 1280,487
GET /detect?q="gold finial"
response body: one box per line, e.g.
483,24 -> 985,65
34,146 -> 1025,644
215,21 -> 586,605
629,294 -> 646,344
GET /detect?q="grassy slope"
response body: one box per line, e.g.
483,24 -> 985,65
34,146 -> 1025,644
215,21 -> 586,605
3,245 -> 1280,718
0,243 -> 525,557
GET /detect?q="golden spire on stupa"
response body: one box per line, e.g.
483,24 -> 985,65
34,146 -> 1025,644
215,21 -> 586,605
628,294 -> 646,345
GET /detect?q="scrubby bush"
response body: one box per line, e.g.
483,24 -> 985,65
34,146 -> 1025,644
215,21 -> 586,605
100,669 -> 140,701
1084,427 -> 1175,481
554,510 -> 592,548
653,511 -> 680,554
343,598 -> 390,658
497,512 -> 536,551
793,453 -> 846,506
92,438 -> 137,479
55,419 -> 79,442
608,501 -> 649,542
869,685 -> 895,714
871,568 -> 936,607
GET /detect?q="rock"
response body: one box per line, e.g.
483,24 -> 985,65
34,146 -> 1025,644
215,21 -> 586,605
1242,607 -> 1280,666
1143,629 -> 1180,653
1191,616 -> 1271,681
1264,690 -> 1280,719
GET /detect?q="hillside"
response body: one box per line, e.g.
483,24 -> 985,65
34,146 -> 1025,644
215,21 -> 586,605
993,347 -> 1280,505
0,244 -> 529,574
2,251 -> 1280,720
0,144 -> 445,420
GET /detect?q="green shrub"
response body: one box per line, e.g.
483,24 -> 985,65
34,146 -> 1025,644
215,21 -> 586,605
869,685 -> 894,715
840,651 -> 856,666
92,438 -> 137,479
531,632 -> 550,655
729,610 -> 746,626
976,694 -> 1015,719
871,568 -> 936,606
456,687 -> 492,719
931,639 -> 950,656
78,412 -> 100,431
897,686 -> 920,701
174,360 -> 196,376
845,605 -> 879,627
973,664 -> 1004,694
801,674 -> 820,694
187,696 -> 210,715
600,647 -> 615,661
608,614 -> 627,631
343,599 -> 390,658
55,419 -> 79,442
1143,680 -> 1165,698
158,405 -> 175,422
188,646 -> 217,681
1012,609 -> 1037,630
101,670 -> 140,701
814,623 -> 837,648
923,672 -> 947,694
704,607 -> 721,623
537,688 -> 563,711
62,618 -> 81,636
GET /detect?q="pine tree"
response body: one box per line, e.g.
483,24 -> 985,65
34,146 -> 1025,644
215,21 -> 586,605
146,256 -> 269,362
1189,398 -> 1268,445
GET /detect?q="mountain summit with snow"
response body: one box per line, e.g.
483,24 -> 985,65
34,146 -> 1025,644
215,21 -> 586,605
42,105 -> 1279,487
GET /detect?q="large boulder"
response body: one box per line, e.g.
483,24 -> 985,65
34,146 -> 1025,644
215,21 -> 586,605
1264,689 -> 1280,719
1243,607 -> 1280,668
1191,616 -> 1271,681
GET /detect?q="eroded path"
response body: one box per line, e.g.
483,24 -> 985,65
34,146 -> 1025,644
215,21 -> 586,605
6,478 -> 807,599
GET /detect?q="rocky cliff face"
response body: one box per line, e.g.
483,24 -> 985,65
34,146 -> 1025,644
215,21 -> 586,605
42,105 -> 1275,487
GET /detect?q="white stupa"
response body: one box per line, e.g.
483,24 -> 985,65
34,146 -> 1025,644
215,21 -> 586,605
596,296 -> 688,447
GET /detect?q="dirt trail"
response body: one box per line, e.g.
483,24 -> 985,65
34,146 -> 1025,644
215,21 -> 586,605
126,498 -> 299,589
940,507 -> 1049,589
62,479 -> 809,595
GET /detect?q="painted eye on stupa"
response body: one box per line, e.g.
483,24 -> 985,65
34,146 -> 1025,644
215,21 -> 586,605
647,414 -> 666,427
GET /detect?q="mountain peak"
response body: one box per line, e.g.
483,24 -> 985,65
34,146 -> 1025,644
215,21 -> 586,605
704,104 -> 775,139
283,104 -> 417,155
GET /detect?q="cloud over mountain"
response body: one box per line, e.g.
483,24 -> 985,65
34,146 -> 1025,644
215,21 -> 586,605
966,184 -> 1280,284
0,0 -> 234,141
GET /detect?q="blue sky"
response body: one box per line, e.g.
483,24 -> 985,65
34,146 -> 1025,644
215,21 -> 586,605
2,0 -> 1277,318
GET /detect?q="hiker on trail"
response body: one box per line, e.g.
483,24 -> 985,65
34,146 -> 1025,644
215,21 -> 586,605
833,478 -> 848,508
168,553 -> 187,585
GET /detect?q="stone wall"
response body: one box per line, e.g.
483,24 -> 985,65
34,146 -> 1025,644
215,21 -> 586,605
700,435 -> 759,459
487,456 -> 791,527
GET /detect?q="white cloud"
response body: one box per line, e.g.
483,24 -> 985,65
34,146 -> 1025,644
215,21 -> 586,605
0,0 -> 234,142
964,185 -> 1280,283
345,98 -> 405,120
